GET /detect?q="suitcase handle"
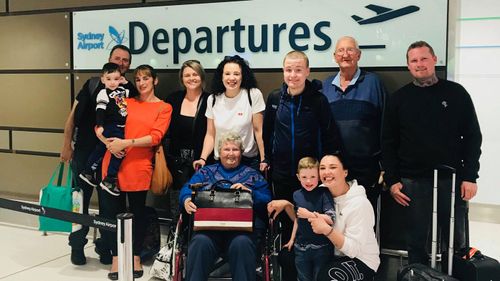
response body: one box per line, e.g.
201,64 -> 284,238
435,164 -> 456,173
431,167 -> 457,276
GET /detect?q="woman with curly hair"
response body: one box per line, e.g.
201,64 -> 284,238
193,55 -> 267,171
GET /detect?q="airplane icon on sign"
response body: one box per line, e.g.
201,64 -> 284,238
352,4 -> 420,25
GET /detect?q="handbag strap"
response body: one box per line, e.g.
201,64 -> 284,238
210,179 -> 234,190
57,162 -> 64,186
50,162 -> 73,188
65,164 -> 73,188
49,162 -> 64,186
191,94 -> 204,139
154,103 -> 167,152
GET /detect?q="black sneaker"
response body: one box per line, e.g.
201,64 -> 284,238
100,177 -> 120,196
79,172 -> 97,187
70,248 -> 86,265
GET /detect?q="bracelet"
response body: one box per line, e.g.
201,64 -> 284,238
131,139 -> 135,145
199,157 -> 206,162
325,227 -> 334,237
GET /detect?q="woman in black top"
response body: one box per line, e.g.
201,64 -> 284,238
163,59 -> 210,220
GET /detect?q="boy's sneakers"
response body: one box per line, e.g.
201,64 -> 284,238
100,176 -> 120,196
79,172 -> 97,187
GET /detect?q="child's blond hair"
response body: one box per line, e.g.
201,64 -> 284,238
297,157 -> 319,173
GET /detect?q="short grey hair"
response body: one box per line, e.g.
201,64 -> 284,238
336,36 -> 360,50
218,132 -> 244,152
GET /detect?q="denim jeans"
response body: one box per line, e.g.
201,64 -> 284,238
295,245 -> 334,281
84,123 -> 124,177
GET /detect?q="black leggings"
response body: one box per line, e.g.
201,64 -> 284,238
100,190 -> 148,256
318,256 -> 375,281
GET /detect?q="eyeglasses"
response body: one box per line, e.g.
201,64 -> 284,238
335,47 -> 358,56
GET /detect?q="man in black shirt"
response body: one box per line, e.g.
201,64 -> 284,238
60,45 -> 132,266
382,41 -> 482,265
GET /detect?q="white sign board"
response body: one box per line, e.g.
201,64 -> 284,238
73,0 -> 448,69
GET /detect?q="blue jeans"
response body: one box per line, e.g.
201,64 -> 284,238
295,244 -> 334,281
85,123 -> 124,178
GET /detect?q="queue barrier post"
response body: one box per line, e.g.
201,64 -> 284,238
117,213 -> 134,281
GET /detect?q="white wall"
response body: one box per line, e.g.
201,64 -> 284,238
451,0 -> 500,205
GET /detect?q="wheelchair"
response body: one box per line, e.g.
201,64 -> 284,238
167,205 -> 283,281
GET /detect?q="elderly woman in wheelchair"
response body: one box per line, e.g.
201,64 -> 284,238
178,132 -> 272,281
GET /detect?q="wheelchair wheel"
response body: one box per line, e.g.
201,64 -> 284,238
264,255 -> 271,281
173,251 -> 183,281
269,218 -> 282,281
257,217 -> 282,281
172,214 -> 185,281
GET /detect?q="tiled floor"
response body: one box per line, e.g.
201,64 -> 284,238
0,206 -> 157,281
1,206 -> 499,281
0,223 -> 155,281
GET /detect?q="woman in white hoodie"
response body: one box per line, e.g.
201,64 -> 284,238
267,153 -> 379,280
310,154 -> 379,280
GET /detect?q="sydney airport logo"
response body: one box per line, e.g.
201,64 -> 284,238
77,25 -> 128,51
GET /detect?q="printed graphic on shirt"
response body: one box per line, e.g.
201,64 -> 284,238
326,260 -> 364,281
110,91 -> 128,117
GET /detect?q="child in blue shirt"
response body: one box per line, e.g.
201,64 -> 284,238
283,156 -> 336,281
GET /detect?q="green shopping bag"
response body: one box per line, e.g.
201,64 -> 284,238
39,162 -> 73,232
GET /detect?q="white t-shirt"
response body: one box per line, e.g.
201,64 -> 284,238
205,88 -> 265,159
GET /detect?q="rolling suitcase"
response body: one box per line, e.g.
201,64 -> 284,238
397,166 -> 459,281
452,203 -> 500,281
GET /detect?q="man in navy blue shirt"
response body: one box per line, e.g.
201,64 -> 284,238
322,36 -> 386,211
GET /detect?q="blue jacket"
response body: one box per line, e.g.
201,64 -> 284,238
322,70 -> 386,186
263,80 -> 340,179
179,163 -> 271,225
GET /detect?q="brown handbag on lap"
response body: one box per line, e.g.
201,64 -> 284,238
150,145 -> 173,195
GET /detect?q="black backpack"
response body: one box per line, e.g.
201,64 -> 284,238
73,77 -> 101,127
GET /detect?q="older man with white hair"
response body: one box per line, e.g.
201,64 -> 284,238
322,36 -> 387,212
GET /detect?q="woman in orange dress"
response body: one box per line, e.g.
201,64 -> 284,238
100,64 -> 172,280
